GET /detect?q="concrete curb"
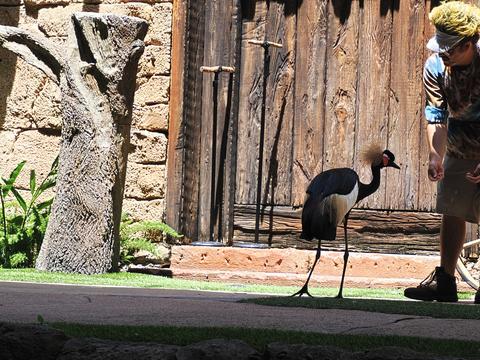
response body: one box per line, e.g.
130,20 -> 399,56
170,245 -> 473,291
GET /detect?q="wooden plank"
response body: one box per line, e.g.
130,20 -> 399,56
322,1 -> 359,171
166,0 -> 188,232
385,0 -> 425,210
291,0 -> 328,206
180,1 -> 206,240
233,205 -> 441,255
222,0 -> 243,244
353,1 -> 393,209
260,1 -> 296,206
418,0 -> 438,211
235,1 -> 268,204
198,0 -> 236,241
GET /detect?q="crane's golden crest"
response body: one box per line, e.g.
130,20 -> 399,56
360,144 -> 383,166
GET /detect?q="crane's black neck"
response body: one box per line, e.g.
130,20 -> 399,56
357,164 -> 382,202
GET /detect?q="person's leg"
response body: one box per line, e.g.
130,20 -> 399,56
440,214 -> 466,276
404,214 -> 461,302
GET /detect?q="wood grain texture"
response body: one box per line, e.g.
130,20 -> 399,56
291,0 -> 328,206
198,0 -> 236,240
385,0 -> 425,210
233,205 -> 441,254
418,0 -> 438,211
261,1 -> 296,206
181,1 -> 206,240
235,1 -> 268,204
321,1 -> 359,172
166,0 -> 188,231
354,1 -> 393,209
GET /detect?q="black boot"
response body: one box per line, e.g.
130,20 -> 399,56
475,289 -> 480,304
404,267 -> 458,302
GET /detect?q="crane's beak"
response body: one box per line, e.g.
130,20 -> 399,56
390,161 -> 400,169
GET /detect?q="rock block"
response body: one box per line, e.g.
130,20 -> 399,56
129,130 -> 167,164
122,198 -> 166,222
124,163 -> 166,199
132,104 -> 169,131
135,75 -> 170,105
138,45 -> 171,77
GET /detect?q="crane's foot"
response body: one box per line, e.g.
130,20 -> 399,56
291,284 -> 314,298
335,293 -> 344,299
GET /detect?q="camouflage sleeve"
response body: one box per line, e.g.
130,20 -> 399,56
424,56 -> 448,124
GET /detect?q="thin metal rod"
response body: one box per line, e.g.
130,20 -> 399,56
248,39 -> 283,48
209,71 -> 220,242
200,66 -> 235,73
254,47 -> 270,243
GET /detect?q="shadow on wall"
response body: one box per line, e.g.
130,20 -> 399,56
82,3 -> 99,13
241,0 -> 304,19
241,0 -> 404,22
0,6 -> 20,129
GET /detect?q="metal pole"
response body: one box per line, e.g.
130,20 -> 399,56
199,66 -> 235,243
210,71 -> 219,242
254,45 -> 269,244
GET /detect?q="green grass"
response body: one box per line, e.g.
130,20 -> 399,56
4,269 -> 480,358
0,268 -> 475,300
242,296 -> 480,319
50,323 -> 480,359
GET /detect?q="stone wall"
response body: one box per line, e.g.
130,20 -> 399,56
0,0 -> 172,222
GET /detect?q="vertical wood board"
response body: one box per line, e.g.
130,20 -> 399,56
166,0 -> 187,231
321,1 -> 359,172
354,1 -> 393,209
235,1 -> 268,204
181,1 -> 206,240
262,2 -> 297,206
418,0 -> 438,211
198,0 -> 236,240
291,0 -> 329,206
385,0 -> 425,210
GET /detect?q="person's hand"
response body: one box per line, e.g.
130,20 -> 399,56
466,162 -> 480,183
428,153 -> 444,181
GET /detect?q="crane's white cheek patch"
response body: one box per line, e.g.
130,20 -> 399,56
320,183 -> 358,226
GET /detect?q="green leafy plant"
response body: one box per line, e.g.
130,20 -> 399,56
0,157 -> 58,268
119,213 -> 182,266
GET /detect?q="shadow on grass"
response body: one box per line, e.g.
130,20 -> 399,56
52,323 -> 480,360
240,296 -> 480,320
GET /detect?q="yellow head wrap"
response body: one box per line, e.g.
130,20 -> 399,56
429,1 -> 480,37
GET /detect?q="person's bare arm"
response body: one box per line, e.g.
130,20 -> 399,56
427,123 -> 447,181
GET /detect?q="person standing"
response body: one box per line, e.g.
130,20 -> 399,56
404,1 -> 480,303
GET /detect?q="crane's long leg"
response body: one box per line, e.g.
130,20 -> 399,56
336,212 -> 350,299
291,238 -> 321,297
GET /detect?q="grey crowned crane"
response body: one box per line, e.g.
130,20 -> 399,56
292,147 -> 400,298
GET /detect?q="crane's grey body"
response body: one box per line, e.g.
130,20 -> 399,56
301,168 -> 359,241
292,150 -> 400,298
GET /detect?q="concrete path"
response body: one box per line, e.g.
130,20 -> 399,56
1,281 -> 479,342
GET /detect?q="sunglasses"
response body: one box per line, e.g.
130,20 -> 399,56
439,41 -> 465,58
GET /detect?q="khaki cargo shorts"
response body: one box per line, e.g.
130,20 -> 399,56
436,155 -> 480,223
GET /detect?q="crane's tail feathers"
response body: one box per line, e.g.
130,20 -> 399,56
300,231 -> 314,241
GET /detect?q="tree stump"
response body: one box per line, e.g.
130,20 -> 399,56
0,13 -> 148,274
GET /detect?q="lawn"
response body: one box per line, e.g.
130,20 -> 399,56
50,323 -> 480,359
0,268 -> 474,300
3,268 -> 480,359
242,296 -> 480,319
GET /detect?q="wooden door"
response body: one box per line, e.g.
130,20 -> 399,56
168,0 -> 472,254
231,0 -> 442,253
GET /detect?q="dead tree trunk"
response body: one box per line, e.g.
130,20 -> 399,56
0,13 -> 148,274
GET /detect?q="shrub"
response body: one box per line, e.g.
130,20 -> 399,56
0,157 -> 58,268
119,213 -> 183,266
